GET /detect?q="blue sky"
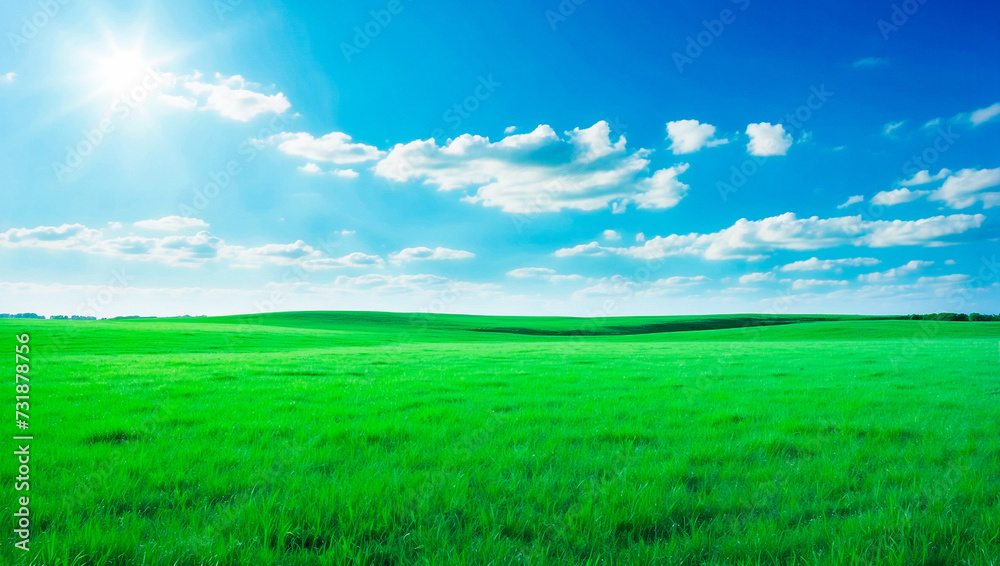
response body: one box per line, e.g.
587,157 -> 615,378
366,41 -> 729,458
1,0 -> 998,317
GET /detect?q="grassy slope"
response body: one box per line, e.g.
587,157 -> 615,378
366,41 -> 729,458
1,314 -> 997,565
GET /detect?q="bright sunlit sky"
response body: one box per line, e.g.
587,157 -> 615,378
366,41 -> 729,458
1,0 -> 998,317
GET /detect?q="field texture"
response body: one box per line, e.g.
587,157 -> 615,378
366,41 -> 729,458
1,313 -> 998,565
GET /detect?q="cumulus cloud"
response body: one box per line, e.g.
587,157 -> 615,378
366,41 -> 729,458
837,195 -> 864,209
929,167 -> 1000,209
134,216 -> 209,232
900,169 -> 951,186
739,272 -> 776,284
373,121 -> 690,213
504,126 -> 517,134
162,72 -> 291,122
389,246 -> 475,263
871,188 -> 930,206
665,120 -> 729,154
270,131 -> 383,164
2,72 -> 16,83
745,123 -> 793,156
601,230 -> 621,241
858,260 -> 933,283
779,257 -> 880,272
555,212 -> 985,261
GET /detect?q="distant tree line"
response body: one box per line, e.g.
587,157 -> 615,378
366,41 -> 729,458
905,313 -> 1000,322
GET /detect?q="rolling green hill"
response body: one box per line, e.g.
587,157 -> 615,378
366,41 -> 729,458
1,313 -> 997,565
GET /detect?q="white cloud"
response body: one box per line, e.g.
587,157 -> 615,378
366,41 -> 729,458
0,223 -> 393,269
373,122 -> 690,214
134,216 -> 209,232
925,101 -> 1000,129
745,123 -> 792,156
2,72 -> 17,83
739,272 -> 775,284
871,188 -> 930,206
665,120 -> 729,154
852,57 -> 888,68
916,274 -> 969,284
0,224 -> 103,250
635,233 -> 645,243
858,260 -> 933,282
160,94 -> 199,110
837,195 -> 864,209
601,230 -> 621,241
556,212 -> 985,260
504,126 -> 517,134
900,169 -> 951,186
929,167 -> 1000,209
969,102 -> 1000,126
882,121 -> 905,136
389,246 -> 475,263
163,72 -> 291,122
298,162 -> 361,178
779,257 -> 880,272
629,165 -> 690,210
270,131 -> 383,164
944,259 -> 956,266
301,252 -> 385,270
507,267 -> 583,283
228,240 -> 321,268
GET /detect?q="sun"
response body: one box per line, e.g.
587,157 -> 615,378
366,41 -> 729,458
92,48 -> 155,95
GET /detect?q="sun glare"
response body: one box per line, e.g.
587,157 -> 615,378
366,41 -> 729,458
93,48 -> 155,95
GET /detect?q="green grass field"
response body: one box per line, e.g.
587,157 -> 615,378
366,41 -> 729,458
1,313 -> 998,565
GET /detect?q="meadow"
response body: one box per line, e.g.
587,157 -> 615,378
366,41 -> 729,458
1,312 -> 997,565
